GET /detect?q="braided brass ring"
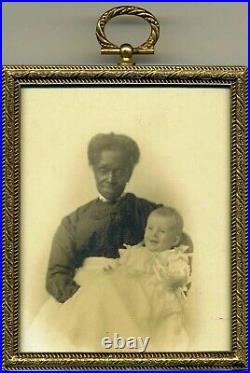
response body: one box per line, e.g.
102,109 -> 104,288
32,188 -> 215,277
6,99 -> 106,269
96,6 -> 160,65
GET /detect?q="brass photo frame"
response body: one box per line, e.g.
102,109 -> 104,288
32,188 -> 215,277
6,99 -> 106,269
2,6 -> 248,371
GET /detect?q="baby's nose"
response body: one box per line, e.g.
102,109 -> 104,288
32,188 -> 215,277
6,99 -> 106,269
151,229 -> 159,238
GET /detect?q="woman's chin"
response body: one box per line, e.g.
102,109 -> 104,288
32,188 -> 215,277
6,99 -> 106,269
99,187 -> 124,201
100,191 -> 122,202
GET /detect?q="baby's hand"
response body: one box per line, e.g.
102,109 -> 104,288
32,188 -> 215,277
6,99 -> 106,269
167,259 -> 190,287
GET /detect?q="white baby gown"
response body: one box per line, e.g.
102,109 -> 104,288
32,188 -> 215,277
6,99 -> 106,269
27,245 -> 192,352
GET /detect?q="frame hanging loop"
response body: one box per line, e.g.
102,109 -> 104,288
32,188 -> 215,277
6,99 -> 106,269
96,6 -> 160,65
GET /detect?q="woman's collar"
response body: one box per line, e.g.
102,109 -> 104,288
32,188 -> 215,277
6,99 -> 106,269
98,192 -> 126,203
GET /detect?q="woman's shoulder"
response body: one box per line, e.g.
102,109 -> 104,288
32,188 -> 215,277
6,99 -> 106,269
125,193 -> 161,210
60,199 -> 98,229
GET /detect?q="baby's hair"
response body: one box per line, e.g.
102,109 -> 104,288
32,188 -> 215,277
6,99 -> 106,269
87,133 -> 140,170
151,206 -> 184,235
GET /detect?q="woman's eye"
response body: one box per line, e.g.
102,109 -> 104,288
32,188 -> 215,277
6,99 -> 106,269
115,168 -> 126,176
147,226 -> 152,230
99,168 -> 107,173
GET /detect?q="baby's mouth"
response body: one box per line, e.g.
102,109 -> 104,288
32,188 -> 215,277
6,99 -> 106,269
149,239 -> 158,244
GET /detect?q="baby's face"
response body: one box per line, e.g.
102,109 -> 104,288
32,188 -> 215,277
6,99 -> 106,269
144,213 -> 179,252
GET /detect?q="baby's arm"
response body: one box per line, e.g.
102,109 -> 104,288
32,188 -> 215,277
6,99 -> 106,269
154,249 -> 192,289
166,258 -> 191,288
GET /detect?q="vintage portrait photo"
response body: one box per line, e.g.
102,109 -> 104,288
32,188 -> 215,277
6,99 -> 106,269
18,86 -> 232,353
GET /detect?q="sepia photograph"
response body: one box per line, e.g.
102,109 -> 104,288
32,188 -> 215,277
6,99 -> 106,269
2,65 -> 247,370
18,85 -> 231,353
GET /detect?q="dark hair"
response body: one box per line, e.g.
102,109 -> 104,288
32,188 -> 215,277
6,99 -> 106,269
151,206 -> 184,235
87,133 -> 140,170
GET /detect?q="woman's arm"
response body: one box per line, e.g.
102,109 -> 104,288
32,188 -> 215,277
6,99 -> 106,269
46,217 -> 80,303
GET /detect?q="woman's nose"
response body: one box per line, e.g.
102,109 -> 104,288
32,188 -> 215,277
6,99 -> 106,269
107,171 -> 114,182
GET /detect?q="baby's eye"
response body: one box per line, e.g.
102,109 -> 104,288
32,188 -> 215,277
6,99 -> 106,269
160,230 -> 166,233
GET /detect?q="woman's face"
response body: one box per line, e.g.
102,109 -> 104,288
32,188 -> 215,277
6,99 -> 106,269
93,149 -> 132,201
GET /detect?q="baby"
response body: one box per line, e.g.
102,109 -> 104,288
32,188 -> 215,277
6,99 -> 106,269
119,206 -> 191,283
144,206 -> 191,288
115,206 -> 192,351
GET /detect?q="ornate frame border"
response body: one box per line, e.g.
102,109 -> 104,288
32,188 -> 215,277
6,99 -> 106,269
2,65 -> 248,370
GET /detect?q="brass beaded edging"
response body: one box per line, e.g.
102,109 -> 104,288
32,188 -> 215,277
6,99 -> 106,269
2,65 -> 248,370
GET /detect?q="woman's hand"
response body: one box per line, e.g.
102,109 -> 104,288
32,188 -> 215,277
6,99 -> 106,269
103,261 -> 119,272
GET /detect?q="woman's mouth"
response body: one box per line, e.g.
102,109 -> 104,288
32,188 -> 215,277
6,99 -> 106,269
102,182 -> 118,189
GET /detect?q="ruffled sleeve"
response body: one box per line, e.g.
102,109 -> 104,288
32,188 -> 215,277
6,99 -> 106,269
152,245 -> 192,289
